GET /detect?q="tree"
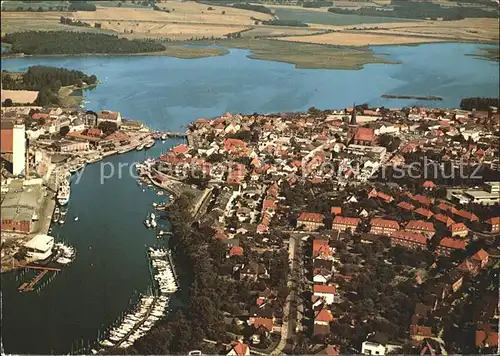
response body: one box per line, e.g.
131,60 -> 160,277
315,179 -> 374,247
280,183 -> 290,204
118,2 -> 122,7
221,10 -> 225,14
59,126 -> 70,136
3,98 -> 13,107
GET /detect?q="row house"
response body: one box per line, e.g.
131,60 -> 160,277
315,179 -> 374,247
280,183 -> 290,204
332,216 -> 360,232
434,213 -> 455,227
297,212 -> 325,231
457,249 -> 489,276
397,201 -> 415,212
370,219 -> 399,236
405,220 -> 435,238
415,207 -> 433,220
368,188 -> 394,203
437,237 -> 467,256
390,231 -> 428,250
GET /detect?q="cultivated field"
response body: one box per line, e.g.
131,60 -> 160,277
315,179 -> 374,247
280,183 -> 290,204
280,18 -> 499,46
71,2 -> 271,26
1,90 -> 39,104
240,26 -> 326,38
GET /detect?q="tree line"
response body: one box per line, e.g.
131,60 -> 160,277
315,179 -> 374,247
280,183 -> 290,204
328,2 -> 498,20
232,3 -> 272,15
2,31 -> 166,55
59,16 -> 93,28
460,97 -> 500,111
2,66 -> 97,106
262,19 -> 309,27
303,1 -> 332,8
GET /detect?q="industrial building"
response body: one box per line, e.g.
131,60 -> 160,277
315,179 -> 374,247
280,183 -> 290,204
0,180 -> 42,234
1,120 -> 27,176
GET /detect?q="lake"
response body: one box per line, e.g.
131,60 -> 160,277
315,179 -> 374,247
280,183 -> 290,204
0,42 -> 498,354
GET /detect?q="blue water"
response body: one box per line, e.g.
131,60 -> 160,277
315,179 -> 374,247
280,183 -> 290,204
0,42 -> 498,354
2,43 -> 498,132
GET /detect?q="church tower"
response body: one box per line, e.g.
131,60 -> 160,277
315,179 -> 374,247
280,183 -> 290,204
350,102 -> 357,125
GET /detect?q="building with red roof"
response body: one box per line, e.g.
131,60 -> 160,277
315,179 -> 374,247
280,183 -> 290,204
415,207 -> 434,219
452,209 -> 479,222
370,218 -> 400,236
315,308 -> 334,324
423,181 -> 437,190
297,212 -> 325,231
330,207 -> 342,215
449,222 -> 469,238
471,249 -> 489,269
313,284 -> 336,304
313,239 -> 333,260
353,127 -> 375,146
398,201 -> 415,211
332,216 -> 360,232
229,246 -> 243,257
171,144 -> 189,155
406,220 -> 436,238
390,231 -> 428,250
252,317 -> 273,333
227,341 -> 250,356
486,216 -> 500,233
434,214 -> 455,227
437,237 -> 467,256
475,329 -> 498,350
223,138 -> 247,155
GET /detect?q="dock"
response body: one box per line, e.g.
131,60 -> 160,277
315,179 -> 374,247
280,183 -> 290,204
19,270 -> 49,292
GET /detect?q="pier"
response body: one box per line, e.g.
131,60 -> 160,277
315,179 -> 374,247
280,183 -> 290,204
19,270 -> 49,292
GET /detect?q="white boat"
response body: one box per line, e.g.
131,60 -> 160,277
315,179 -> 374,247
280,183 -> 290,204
161,133 -> 167,140
57,184 -> 70,206
150,213 -> 156,220
151,219 -> 157,228
99,340 -> 114,347
74,216 -> 79,221
144,219 -> 151,228
136,143 -> 145,151
144,140 -> 155,149
56,257 -> 72,265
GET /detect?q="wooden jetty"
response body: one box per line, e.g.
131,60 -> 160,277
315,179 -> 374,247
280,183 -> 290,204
19,270 -> 49,292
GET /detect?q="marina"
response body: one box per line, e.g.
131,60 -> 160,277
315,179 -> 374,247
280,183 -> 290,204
94,247 -> 178,352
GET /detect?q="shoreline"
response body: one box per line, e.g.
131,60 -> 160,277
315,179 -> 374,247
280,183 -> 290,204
2,40 -> 498,70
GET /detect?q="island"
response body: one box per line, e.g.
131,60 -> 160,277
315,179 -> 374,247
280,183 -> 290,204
381,94 -> 443,101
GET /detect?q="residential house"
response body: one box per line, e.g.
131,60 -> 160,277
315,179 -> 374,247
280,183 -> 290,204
475,329 -> 498,350
471,248 -> 489,269
313,284 -> 336,305
313,239 -> 334,260
332,216 -> 360,232
314,308 -> 334,337
370,219 -> 400,236
361,332 -> 388,356
433,214 -> 455,227
297,212 -> 325,231
409,325 -> 433,342
449,222 -> 469,238
227,341 -> 250,356
397,201 -> 415,212
415,207 -> 433,220
486,217 -> 500,233
239,261 -> 268,281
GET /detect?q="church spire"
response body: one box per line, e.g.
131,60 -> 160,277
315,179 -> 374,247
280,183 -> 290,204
350,102 -> 357,125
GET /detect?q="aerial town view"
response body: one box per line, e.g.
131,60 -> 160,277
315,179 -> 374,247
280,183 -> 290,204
0,0 -> 499,355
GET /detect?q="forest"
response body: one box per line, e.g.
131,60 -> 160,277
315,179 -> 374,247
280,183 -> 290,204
2,31 -> 166,55
68,1 -> 97,12
328,2 -> 498,20
2,66 -> 97,106
302,1 -> 332,8
460,97 -> 500,111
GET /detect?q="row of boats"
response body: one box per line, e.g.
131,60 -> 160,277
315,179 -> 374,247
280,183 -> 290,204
144,212 -> 157,228
136,139 -> 155,151
97,247 -> 178,350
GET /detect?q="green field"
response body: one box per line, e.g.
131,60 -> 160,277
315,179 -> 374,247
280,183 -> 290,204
273,8 -> 414,26
1,1 -> 69,11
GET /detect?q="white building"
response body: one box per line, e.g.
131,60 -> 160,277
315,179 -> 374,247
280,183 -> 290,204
24,234 -> 54,261
12,123 -> 26,176
361,341 -> 386,356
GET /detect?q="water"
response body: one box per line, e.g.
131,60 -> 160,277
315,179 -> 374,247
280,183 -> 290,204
1,43 -> 498,131
0,42 -> 498,354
